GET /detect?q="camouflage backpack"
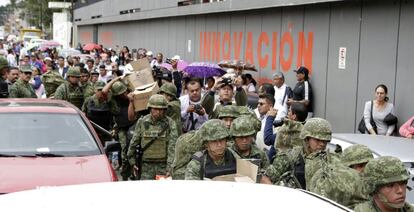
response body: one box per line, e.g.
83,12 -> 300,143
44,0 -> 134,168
41,70 -> 65,98
171,131 -> 203,179
305,150 -> 341,189
308,154 -> 368,209
237,106 -> 261,132
275,119 -> 304,151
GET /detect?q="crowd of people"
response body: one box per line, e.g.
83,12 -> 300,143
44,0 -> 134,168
0,41 -> 412,211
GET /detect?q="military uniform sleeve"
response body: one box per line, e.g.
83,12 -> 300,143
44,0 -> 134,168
260,151 -> 270,171
201,91 -> 215,116
184,159 -> 202,180
108,98 -> 120,115
167,118 -> 179,172
127,118 -> 143,166
81,97 -> 90,113
54,84 -> 65,100
8,84 -> 19,98
264,152 -> 291,184
235,87 -> 247,106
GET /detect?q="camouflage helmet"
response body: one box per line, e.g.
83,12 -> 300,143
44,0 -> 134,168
147,94 -> 168,109
198,119 -> 230,143
218,105 -> 239,119
0,57 -> 8,70
66,67 -> 81,77
364,156 -> 410,194
299,117 -> 332,141
94,81 -> 106,90
159,83 -> 177,98
342,144 -> 374,167
111,81 -> 128,96
230,116 -> 256,137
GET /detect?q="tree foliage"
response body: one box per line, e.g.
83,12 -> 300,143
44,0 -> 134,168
18,0 -> 68,31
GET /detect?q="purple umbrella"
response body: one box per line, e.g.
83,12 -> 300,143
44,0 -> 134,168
177,60 -> 188,71
183,62 -> 226,78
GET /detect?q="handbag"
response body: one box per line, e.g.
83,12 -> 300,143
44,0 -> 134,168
384,113 -> 398,125
358,101 -> 377,134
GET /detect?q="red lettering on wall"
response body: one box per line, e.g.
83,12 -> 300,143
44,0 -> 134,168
222,32 -> 231,61
297,32 -> 314,73
80,32 -> 92,44
257,32 -> 269,69
233,32 -> 243,60
212,32 -> 221,62
271,32 -> 278,70
204,32 -> 211,61
199,32 -> 203,61
245,32 -> 254,64
280,31 -> 294,72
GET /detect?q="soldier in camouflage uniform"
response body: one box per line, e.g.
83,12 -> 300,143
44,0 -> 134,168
185,119 -> 238,180
355,156 -> 413,212
202,76 -> 247,119
82,81 -> 119,143
342,144 -> 374,174
127,94 -> 178,180
41,67 -> 65,98
54,67 -> 84,109
171,130 -> 203,179
80,68 -> 95,99
103,77 -> 136,180
238,106 -> 261,132
261,118 -> 337,189
159,83 -> 182,135
9,66 -> 37,98
229,116 -> 269,171
218,105 -> 240,129
275,119 -> 303,151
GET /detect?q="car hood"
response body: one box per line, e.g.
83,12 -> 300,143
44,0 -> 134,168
0,155 -> 114,194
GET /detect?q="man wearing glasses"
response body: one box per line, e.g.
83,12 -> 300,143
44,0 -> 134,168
54,67 -> 84,109
9,65 -> 37,98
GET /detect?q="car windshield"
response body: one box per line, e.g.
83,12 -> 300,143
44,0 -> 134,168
0,113 -> 101,157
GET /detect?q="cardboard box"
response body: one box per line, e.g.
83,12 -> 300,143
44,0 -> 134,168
209,159 -> 259,183
132,82 -> 159,112
125,59 -> 154,90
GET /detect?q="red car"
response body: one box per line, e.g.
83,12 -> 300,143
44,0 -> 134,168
0,99 -> 118,194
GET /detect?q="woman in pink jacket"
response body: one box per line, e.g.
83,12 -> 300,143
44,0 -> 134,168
399,116 -> 414,139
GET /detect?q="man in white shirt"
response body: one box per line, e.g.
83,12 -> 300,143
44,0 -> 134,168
255,94 -> 275,152
179,79 -> 208,132
272,71 -> 291,126
98,64 -> 112,83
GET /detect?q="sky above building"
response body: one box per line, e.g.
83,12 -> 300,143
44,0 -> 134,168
0,0 -> 9,7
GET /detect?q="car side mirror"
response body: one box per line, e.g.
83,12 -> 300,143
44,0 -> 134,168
104,140 -> 121,155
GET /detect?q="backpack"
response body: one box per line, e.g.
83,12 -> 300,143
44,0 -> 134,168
171,131 -> 203,179
308,159 -> 368,209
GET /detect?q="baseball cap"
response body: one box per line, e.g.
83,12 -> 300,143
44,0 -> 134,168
146,51 -> 153,56
171,55 -> 181,61
20,65 -> 32,73
294,66 -> 309,76
44,57 -> 52,61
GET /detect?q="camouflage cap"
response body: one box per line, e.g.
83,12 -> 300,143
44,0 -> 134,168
230,116 -> 256,137
364,156 -> 410,194
198,119 -> 230,143
342,144 -> 374,167
111,81 -> 128,96
218,105 -> 239,119
66,67 -> 81,77
94,81 -> 106,90
299,117 -> 332,141
147,94 -> 168,109
19,65 -> 32,73
159,83 -> 177,98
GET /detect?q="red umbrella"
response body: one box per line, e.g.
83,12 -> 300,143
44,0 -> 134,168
83,43 -> 101,51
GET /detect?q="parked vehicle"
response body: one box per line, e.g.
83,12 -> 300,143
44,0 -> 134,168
0,99 -> 118,194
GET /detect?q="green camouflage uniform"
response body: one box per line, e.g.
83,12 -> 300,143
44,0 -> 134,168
202,85 -> 247,119
355,156 -> 413,212
127,94 -> 178,180
230,116 -> 269,171
9,79 -> 37,98
41,70 -> 65,98
275,119 -> 303,150
159,83 -> 182,136
185,119 -> 236,180
171,131 -> 202,179
82,81 -> 95,99
237,106 -> 261,132
54,68 -> 84,109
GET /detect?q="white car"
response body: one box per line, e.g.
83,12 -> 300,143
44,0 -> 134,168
0,181 -> 351,212
329,133 -> 414,204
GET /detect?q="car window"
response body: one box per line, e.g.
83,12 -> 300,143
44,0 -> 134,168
0,113 -> 100,156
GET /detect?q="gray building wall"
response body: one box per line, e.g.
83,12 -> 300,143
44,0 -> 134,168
74,0 -> 414,133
